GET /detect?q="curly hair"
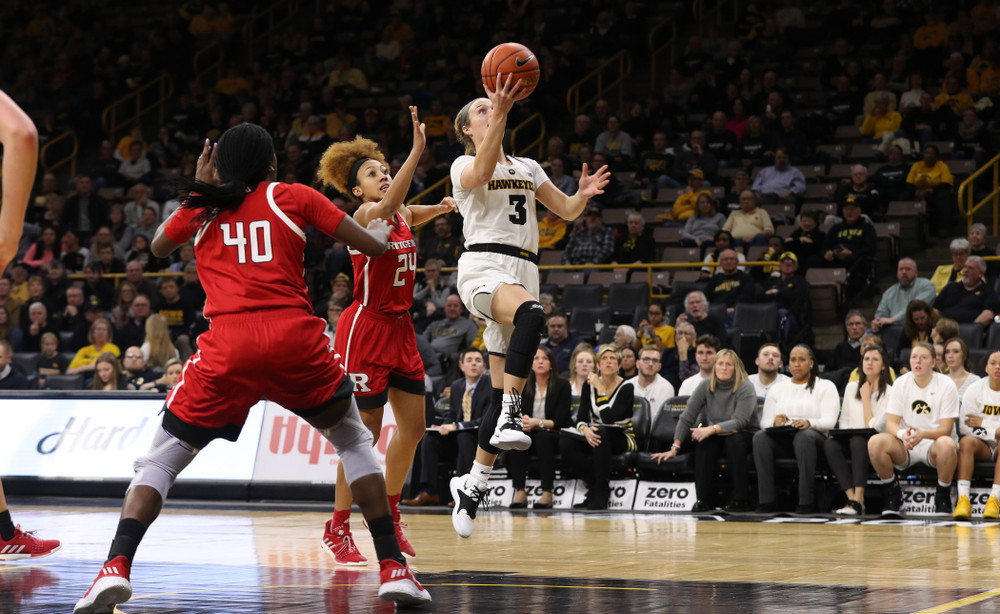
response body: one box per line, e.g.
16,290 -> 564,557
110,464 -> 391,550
316,136 -> 388,201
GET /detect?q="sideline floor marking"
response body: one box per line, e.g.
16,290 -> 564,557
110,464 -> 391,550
911,588 -> 1000,613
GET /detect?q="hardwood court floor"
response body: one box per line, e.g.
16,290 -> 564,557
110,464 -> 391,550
3,499 -> 1000,613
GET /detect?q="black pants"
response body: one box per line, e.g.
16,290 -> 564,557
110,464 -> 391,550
753,428 -> 826,506
558,426 -> 629,497
824,435 -> 871,492
694,431 -> 754,504
417,430 -> 478,495
507,430 -> 561,491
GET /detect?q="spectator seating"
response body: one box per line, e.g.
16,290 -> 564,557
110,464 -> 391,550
609,397 -> 652,478
11,352 -> 37,378
44,374 -> 84,390
568,306 -> 612,341
561,284 -> 603,313
958,322 -> 985,349
805,268 -> 846,323
607,282 -> 649,324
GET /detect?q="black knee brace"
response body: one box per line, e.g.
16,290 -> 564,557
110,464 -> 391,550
504,301 -> 546,379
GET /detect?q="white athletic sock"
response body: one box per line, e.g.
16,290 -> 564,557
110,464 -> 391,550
992,484 -> 1000,500
877,475 -> 896,485
958,480 -> 971,499
470,461 -> 492,486
938,480 -> 952,489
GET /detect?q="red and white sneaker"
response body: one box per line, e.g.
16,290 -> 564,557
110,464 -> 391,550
377,559 -> 431,607
73,555 -> 132,614
395,520 -> 416,558
321,520 -> 367,566
0,525 -> 61,560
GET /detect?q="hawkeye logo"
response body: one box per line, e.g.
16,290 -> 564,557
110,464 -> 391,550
912,400 -> 931,415
487,178 -> 535,191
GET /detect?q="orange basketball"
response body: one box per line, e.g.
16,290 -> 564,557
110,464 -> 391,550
481,42 -> 540,101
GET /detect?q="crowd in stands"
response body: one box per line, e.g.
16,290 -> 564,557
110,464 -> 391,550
3,1 -> 1000,515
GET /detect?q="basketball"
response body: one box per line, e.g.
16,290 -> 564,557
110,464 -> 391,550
481,42 -> 540,101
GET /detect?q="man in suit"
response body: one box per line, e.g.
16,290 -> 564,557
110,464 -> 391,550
403,348 -> 489,506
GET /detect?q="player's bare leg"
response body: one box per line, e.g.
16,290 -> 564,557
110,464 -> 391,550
452,283 -> 546,537
0,477 -> 61,562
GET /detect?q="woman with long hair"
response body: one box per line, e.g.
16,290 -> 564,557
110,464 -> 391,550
0,305 -> 22,352
824,345 -> 893,515
141,357 -> 183,393
75,122 -> 430,613
569,345 -> 596,396
21,225 -> 61,271
943,337 -> 980,397
447,75 -> 609,536
314,106 -> 457,565
753,344 -> 840,513
112,281 -> 138,328
559,344 -> 635,510
652,349 -> 758,512
953,350 -> 1000,520
92,351 -> 124,391
507,347 -> 573,509
900,299 -> 939,352
141,313 -> 179,369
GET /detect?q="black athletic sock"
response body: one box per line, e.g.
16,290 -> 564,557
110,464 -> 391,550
477,387 -> 504,453
107,518 -> 148,564
367,515 -> 405,565
0,510 -> 15,541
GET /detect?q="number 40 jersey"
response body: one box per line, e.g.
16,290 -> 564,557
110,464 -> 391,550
450,155 -> 550,252
164,181 -> 346,318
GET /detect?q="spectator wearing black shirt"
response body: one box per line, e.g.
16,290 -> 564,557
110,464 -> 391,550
60,230 -> 89,273
834,165 -> 885,219
933,257 -> 1000,328
419,216 -> 462,267
783,209 -> 825,270
565,114 -> 596,161
825,75 -> 863,128
612,211 -> 655,264
675,291 -> 727,344
82,264 -> 115,311
705,111 -> 739,168
60,176 -> 108,241
667,130 -> 718,186
761,252 -> 810,346
822,200 -> 876,309
633,131 -> 674,196
770,110 -> 810,165
154,277 -> 194,342
871,145 -> 910,203
708,249 -> 756,320
116,293 -> 151,351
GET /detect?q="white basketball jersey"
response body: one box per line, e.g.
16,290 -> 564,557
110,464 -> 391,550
450,154 -> 550,251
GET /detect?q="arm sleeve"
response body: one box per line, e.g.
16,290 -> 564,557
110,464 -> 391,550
811,380 -> 841,432
760,209 -> 774,234
576,384 -> 593,429
760,388 -> 779,429
163,206 -> 202,244
719,381 -> 757,433
791,170 -> 806,195
915,279 -> 938,305
859,114 -> 877,136
551,379 -> 574,428
596,383 -> 634,424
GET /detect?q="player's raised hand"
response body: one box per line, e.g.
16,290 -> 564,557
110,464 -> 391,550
196,138 -> 219,185
578,163 -> 610,199
409,106 -> 426,153
487,72 -> 523,116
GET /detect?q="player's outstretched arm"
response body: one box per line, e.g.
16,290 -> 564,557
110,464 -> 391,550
407,196 -> 458,227
0,90 -> 39,272
356,106 -> 426,228
335,215 -> 391,257
459,73 -> 522,190
536,163 -> 610,221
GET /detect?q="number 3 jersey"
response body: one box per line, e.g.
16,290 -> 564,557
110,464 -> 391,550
348,211 -> 417,314
450,155 -> 550,251
164,181 -> 345,318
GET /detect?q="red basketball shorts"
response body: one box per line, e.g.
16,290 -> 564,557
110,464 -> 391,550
167,308 -> 345,431
334,303 -> 425,409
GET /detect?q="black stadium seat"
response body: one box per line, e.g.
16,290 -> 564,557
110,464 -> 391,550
568,306 -> 612,340
561,284 -> 603,313
607,282 -> 649,324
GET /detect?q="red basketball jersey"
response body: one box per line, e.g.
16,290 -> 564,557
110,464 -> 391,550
164,181 -> 346,318
348,212 -> 416,314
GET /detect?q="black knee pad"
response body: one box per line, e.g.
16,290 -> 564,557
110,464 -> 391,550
505,301 -> 546,379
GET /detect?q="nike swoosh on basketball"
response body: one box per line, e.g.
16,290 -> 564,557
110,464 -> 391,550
515,55 -> 534,67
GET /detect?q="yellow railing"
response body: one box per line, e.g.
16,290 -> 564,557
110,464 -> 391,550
101,74 -> 175,142
958,151 -> 1000,234
243,0 -> 301,65
648,18 -> 677,91
193,41 -> 225,86
566,50 -> 632,116
510,113 -> 546,159
40,131 -> 79,177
